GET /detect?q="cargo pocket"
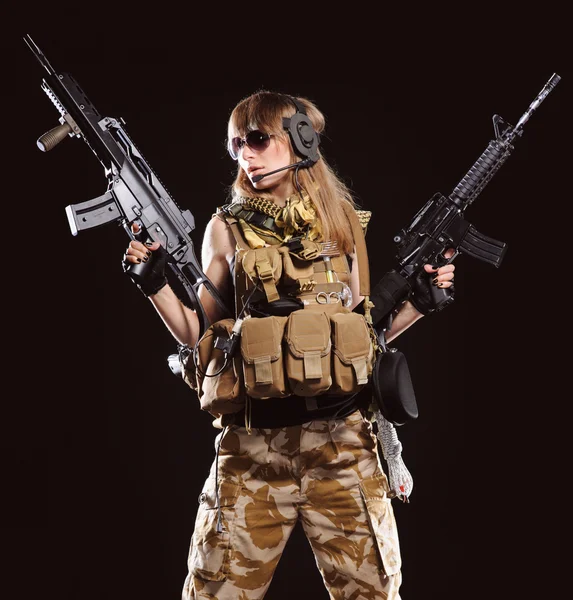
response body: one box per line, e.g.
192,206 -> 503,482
285,309 -> 332,396
190,478 -> 242,582
358,472 -> 402,576
330,312 -> 374,395
241,316 -> 289,399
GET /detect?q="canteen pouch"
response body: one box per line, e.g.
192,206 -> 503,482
285,309 -> 332,396
240,316 -> 290,399
329,311 -> 374,395
191,319 -> 245,417
241,247 -> 283,303
372,348 -> 419,426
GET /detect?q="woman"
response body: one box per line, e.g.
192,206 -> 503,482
123,91 -> 454,600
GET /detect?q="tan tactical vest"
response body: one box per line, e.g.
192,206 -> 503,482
182,195 -> 376,427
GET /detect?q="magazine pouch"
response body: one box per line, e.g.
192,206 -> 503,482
284,309 -> 332,396
329,310 -> 374,395
240,316 -> 289,399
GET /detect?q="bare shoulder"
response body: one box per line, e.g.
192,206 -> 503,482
202,214 -> 236,261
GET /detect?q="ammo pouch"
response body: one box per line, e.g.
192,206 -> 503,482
240,316 -> 289,399
329,311 -> 373,395
284,309 -> 332,396
183,319 -> 245,417
235,308 -> 375,400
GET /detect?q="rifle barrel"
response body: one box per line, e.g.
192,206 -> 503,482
514,73 -> 561,132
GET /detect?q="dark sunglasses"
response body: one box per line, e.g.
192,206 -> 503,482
228,130 -> 272,160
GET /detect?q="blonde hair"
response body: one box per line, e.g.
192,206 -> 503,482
226,90 -> 359,254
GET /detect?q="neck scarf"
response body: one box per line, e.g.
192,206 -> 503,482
232,190 -> 323,248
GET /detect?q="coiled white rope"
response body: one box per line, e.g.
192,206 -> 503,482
373,408 -> 413,502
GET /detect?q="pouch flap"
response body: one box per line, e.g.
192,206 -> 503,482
240,316 -> 287,364
286,310 -> 331,358
331,312 -> 373,364
241,247 -> 282,283
278,245 -> 315,287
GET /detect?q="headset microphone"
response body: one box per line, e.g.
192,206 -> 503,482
251,159 -> 313,183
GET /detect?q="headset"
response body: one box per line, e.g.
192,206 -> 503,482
250,95 -> 321,183
282,95 -> 320,165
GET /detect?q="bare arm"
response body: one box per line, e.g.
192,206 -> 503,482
126,216 -> 235,348
385,301 -> 424,342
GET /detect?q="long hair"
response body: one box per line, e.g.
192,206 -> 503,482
226,90 -> 358,254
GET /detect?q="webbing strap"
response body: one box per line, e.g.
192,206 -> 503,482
215,212 -> 249,316
303,351 -> 323,379
254,356 -> 273,384
254,249 -> 280,303
342,203 -> 370,296
351,357 -> 369,385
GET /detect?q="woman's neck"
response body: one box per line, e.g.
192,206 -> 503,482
267,179 -> 297,207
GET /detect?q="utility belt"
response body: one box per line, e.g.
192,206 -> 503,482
219,393 -> 366,429
182,303 -> 375,424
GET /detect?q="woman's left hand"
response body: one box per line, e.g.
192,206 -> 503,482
423,262 -> 455,289
423,247 -> 455,288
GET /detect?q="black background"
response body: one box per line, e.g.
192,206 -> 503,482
5,11 -> 571,600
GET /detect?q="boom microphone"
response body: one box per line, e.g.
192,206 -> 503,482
251,159 -> 313,183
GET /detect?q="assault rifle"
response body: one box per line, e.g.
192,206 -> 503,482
368,72 -> 560,426
24,34 -> 231,339
369,72 -> 561,330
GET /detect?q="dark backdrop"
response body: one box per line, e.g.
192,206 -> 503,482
5,17 -> 570,600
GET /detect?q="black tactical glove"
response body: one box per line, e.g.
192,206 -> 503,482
353,270 -> 411,327
123,243 -> 169,297
409,269 -> 454,315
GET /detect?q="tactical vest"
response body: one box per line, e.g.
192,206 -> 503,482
181,195 -> 377,429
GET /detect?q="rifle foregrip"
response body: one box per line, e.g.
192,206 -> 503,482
452,141 -> 506,201
37,123 -> 72,152
126,258 -> 151,281
124,245 -> 168,297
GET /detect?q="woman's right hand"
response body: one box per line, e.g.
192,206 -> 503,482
123,222 -> 161,266
122,222 -> 168,297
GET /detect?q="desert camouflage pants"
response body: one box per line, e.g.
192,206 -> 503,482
182,409 -> 402,600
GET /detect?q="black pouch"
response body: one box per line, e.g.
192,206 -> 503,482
371,348 -> 418,426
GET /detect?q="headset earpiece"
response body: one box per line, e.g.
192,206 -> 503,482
282,97 -> 320,165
